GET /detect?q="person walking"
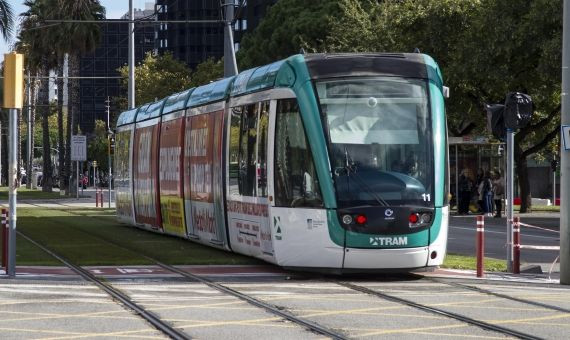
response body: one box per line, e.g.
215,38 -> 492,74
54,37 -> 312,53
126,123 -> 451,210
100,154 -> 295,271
482,172 -> 494,217
493,171 -> 505,218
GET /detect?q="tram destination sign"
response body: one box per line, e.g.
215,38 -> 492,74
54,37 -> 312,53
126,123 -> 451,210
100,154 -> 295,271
563,125 -> 570,151
71,135 -> 87,161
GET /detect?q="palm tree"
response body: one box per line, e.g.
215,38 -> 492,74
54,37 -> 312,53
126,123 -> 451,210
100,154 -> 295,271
19,0 -> 59,192
53,0 -> 105,194
0,0 -> 13,41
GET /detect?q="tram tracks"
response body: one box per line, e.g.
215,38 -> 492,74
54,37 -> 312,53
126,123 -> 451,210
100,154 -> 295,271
18,205 -> 567,339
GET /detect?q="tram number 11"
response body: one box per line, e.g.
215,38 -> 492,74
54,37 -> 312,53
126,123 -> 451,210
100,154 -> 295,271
422,193 -> 431,202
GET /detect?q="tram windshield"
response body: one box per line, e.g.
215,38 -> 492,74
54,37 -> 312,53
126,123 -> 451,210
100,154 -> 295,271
316,77 -> 434,208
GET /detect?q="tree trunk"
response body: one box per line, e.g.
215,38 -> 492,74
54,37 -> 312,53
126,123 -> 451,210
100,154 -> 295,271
514,143 -> 531,213
40,65 -> 53,192
57,58 -> 65,190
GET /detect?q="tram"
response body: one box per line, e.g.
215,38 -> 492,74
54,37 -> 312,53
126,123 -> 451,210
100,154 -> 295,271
114,53 -> 449,271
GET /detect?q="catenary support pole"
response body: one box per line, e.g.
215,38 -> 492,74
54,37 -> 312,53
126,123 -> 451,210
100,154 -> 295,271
223,0 -> 238,77
561,0 -> 570,285
8,108 -> 18,278
506,129 -> 514,272
2,209 -> 7,269
128,0 -> 135,109
26,71 -> 32,190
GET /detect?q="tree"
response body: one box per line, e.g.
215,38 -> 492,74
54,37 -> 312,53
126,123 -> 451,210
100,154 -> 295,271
52,0 -> 104,194
375,0 -> 562,212
87,120 -> 109,172
118,52 -> 192,106
0,0 -> 13,41
19,0 -> 60,192
237,0 -> 377,69
189,57 -> 223,88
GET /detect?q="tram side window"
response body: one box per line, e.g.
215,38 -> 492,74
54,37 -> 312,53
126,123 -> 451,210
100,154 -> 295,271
257,102 -> 269,197
228,107 -> 241,196
274,99 -> 323,208
229,103 -> 258,197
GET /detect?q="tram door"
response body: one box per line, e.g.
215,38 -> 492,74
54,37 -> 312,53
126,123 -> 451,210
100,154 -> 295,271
183,106 -> 228,248
226,100 -> 274,261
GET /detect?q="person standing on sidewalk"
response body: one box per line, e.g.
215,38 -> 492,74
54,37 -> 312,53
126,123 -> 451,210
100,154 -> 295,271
482,171 -> 494,217
493,170 -> 505,218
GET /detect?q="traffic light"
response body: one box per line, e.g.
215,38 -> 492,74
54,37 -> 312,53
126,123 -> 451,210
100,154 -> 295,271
485,104 -> 506,140
109,136 -> 115,155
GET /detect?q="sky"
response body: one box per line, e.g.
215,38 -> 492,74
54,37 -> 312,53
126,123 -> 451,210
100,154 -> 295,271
0,0 -> 153,63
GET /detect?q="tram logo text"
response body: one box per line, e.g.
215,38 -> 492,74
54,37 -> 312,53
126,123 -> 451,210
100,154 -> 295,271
369,237 -> 408,246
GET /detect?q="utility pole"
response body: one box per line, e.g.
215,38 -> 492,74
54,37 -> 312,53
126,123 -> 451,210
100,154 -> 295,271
3,52 -> 24,278
26,71 -> 32,190
223,0 -> 238,77
106,97 -> 112,208
128,0 -> 135,109
506,129 -> 514,272
561,0 -> 570,285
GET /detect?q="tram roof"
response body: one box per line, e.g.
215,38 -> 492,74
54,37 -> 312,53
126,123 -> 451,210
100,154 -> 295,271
230,59 -> 290,97
162,88 -> 194,115
187,77 -> 235,108
116,107 -> 139,127
136,99 -> 166,122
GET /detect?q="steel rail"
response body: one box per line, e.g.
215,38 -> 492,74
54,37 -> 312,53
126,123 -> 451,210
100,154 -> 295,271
336,281 -> 544,340
425,277 -> 570,314
16,230 -> 192,340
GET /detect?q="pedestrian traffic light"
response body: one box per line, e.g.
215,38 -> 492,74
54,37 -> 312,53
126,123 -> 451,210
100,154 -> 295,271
551,159 -> 558,172
504,92 -> 533,130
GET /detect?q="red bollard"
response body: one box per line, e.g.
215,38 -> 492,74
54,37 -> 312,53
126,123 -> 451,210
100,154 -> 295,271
95,188 -> 99,207
513,216 -> 520,274
2,209 -> 7,270
100,189 -> 104,207
476,215 -> 485,278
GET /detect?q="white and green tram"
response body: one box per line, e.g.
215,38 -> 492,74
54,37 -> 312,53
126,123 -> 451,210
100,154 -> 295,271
114,53 -> 449,272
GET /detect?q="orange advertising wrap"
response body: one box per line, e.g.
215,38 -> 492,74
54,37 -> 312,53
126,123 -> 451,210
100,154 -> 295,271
159,116 -> 186,236
115,129 -> 134,223
133,123 -> 162,229
184,110 -> 226,244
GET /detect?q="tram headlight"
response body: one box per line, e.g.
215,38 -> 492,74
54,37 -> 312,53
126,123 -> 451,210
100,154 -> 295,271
342,214 -> 353,225
420,213 -> 432,224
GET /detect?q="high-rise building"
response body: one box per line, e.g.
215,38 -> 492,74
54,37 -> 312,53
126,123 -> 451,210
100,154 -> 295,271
79,4 -> 155,133
156,0 -> 277,70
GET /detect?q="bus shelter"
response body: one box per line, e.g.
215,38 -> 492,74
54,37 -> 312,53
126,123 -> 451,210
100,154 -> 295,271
449,136 -> 505,211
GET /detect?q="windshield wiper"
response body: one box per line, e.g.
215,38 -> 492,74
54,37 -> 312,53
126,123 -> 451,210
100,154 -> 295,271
341,147 -> 389,207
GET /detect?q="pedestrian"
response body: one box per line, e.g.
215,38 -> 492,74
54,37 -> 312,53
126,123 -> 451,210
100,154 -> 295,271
476,168 -> 485,212
493,171 -> 505,218
458,169 -> 472,214
482,171 -> 494,217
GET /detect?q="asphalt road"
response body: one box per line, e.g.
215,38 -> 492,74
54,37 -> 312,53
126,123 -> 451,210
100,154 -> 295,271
448,214 -> 560,265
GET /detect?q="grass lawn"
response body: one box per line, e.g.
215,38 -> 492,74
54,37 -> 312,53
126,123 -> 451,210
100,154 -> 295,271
3,207 -> 262,266
4,207 -> 511,272
0,187 -> 63,200
443,253 -> 507,272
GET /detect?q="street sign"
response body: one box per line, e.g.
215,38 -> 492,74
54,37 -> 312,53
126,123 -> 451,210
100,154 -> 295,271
71,135 -> 87,161
563,125 -> 570,151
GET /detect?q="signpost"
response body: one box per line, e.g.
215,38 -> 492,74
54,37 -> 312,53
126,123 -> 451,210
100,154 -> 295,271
71,135 -> 87,199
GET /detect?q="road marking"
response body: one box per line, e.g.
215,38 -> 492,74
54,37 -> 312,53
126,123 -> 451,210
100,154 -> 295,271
451,226 -> 559,240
